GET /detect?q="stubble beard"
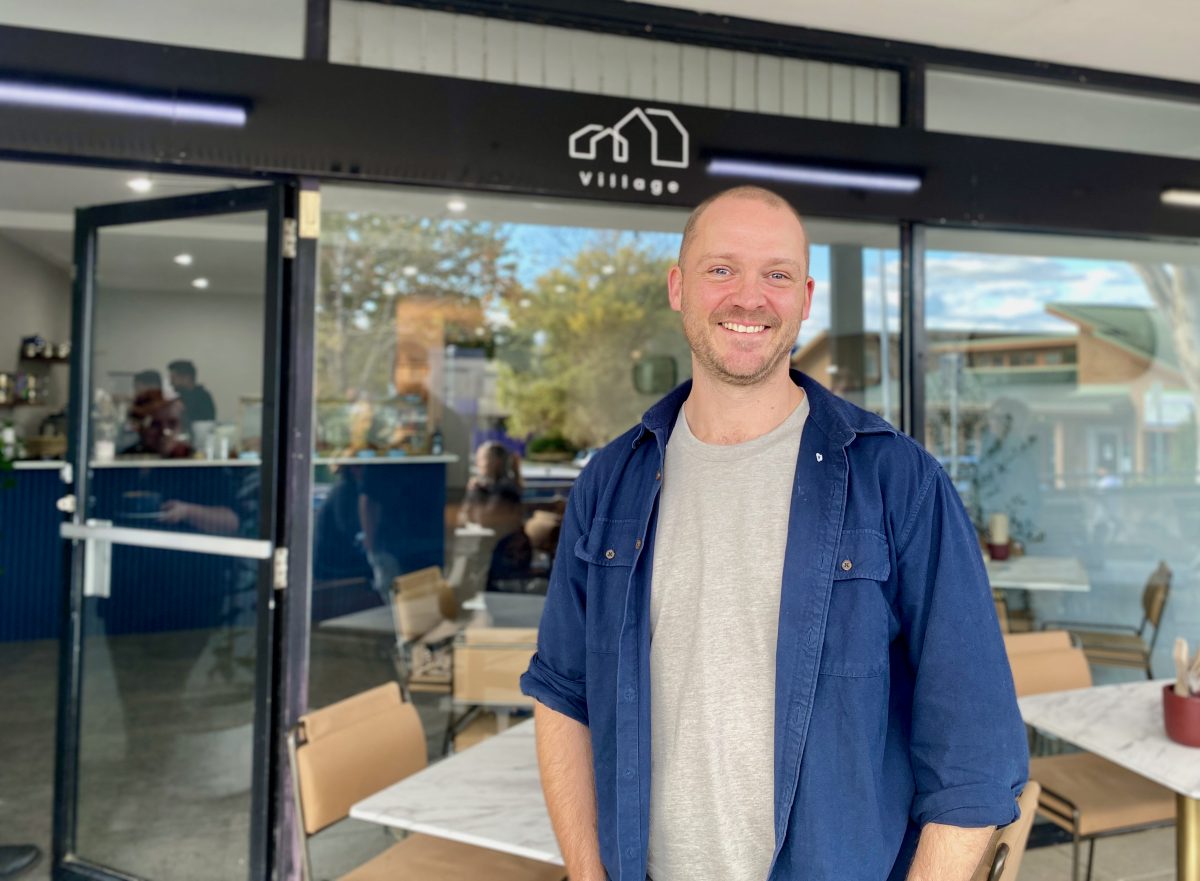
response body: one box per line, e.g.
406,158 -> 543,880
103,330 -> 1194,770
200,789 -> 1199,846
681,307 -> 796,388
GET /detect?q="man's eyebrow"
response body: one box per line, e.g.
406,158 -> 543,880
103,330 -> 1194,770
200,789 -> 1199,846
694,253 -> 804,270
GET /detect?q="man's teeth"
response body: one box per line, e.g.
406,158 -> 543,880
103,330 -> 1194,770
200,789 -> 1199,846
721,322 -> 767,334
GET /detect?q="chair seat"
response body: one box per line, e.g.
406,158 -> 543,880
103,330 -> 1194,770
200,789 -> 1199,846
340,834 -> 565,881
1030,753 -> 1175,837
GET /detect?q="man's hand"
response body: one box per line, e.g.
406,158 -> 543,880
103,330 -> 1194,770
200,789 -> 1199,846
533,702 -> 606,881
906,822 -> 996,881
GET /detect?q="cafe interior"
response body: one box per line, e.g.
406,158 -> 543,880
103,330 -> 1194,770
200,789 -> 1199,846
0,3 -> 1198,881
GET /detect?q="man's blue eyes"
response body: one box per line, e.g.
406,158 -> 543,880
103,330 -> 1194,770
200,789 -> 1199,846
707,268 -> 791,281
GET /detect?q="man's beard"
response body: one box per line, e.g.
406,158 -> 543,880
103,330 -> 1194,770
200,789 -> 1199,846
681,306 -> 796,387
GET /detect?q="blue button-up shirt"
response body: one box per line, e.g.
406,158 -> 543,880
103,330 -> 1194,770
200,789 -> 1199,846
520,372 -> 1028,881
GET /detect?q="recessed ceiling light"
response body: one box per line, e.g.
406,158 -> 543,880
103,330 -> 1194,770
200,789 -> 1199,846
127,176 -> 153,193
1162,188 -> 1200,208
174,253 -> 193,266
446,197 -> 467,213
402,265 -> 418,277
192,278 -> 209,289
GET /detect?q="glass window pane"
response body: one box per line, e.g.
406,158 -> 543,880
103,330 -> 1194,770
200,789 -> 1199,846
304,186 -> 900,739
928,69 -> 1200,161
924,228 -> 1199,677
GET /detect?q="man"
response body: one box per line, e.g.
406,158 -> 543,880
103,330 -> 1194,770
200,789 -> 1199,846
122,369 -> 188,457
520,186 -> 1027,881
168,359 -> 216,430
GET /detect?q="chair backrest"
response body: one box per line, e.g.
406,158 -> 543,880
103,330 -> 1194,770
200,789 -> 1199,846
971,781 -> 1042,881
1141,562 -> 1172,643
1008,647 -> 1092,697
1004,630 -> 1072,656
291,682 -> 427,836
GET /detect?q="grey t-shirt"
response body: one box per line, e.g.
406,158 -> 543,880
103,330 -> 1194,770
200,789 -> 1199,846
646,395 -> 809,881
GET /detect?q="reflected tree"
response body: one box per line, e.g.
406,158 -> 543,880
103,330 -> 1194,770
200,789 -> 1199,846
497,233 -> 685,447
317,212 -> 518,400
1134,263 -> 1200,482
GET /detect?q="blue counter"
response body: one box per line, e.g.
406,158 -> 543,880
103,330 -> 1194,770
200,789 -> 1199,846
0,457 -> 452,642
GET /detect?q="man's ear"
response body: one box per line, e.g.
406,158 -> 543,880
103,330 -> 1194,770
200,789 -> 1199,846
802,275 -> 815,321
667,264 -> 683,313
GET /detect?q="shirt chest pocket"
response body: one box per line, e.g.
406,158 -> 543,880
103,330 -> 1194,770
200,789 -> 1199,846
820,528 -> 893,678
574,517 -> 642,654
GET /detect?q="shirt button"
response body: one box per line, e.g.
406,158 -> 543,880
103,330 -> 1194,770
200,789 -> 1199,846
655,469 -> 662,480
841,559 -> 853,571
623,767 -> 635,779
624,687 -> 636,702
605,549 -> 616,560
635,538 -> 642,550
625,847 -> 635,859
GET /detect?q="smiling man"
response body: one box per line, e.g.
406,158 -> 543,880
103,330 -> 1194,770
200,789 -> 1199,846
521,186 -> 1027,881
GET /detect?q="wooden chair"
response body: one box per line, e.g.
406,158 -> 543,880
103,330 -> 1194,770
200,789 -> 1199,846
287,682 -> 565,881
1003,629 -> 1073,656
969,782 -> 1041,881
1008,647 -> 1175,881
1042,562 -> 1171,678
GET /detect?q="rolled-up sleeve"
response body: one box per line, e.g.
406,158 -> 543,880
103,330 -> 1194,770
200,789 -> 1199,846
895,467 -> 1028,828
520,478 -> 590,726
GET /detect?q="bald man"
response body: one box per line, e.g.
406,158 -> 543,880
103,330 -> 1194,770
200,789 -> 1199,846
521,186 -> 1027,881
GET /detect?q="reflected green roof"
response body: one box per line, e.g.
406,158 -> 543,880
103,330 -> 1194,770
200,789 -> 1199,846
1047,304 -> 1178,369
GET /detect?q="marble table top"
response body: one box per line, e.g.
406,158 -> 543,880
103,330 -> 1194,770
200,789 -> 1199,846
350,718 -> 561,864
1019,680 -> 1200,799
986,555 -> 1090,592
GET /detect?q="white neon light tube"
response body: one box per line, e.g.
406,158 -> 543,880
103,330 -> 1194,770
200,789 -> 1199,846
1162,188 -> 1200,209
708,157 -> 921,193
0,80 -> 247,127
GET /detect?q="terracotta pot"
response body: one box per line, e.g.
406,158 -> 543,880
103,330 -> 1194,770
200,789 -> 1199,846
1163,684 -> 1200,748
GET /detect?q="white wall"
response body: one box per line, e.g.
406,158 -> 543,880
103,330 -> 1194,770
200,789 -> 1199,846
0,232 -> 71,436
92,289 -> 264,436
0,0 -> 303,58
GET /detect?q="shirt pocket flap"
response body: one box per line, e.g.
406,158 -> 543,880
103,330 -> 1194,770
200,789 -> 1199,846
833,528 -> 891,582
574,517 -> 642,567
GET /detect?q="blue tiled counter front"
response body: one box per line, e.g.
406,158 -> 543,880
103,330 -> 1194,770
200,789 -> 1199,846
0,457 -> 451,642
0,463 -> 66,641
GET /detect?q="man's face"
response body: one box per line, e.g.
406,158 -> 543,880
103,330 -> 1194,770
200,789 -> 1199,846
169,371 -> 191,390
668,197 -> 814,387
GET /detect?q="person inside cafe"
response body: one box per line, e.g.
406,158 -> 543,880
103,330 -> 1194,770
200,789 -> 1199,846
521,186 -> 1028,881
121,369 -> 189,458
168,358 -> 217,430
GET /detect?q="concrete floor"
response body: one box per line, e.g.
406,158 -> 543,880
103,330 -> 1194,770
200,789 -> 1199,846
0,635 -> 1179,881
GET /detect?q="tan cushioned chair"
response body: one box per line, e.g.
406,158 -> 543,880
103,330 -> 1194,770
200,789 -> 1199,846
289,682 -> 564,881
1003,629 -> 1072,656
1009,647 -> 1175,881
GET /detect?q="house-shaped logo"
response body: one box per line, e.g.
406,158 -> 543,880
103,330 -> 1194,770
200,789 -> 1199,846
568,107 -> 689,169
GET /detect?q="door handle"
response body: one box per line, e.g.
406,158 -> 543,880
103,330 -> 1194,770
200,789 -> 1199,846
81,518 -> 112,599
56,494 -> 76,514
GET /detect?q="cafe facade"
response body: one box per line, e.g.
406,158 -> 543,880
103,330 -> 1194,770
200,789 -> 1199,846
0,2 -> 1198,880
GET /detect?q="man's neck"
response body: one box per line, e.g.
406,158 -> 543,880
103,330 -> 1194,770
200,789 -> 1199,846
683,364 -> 805,445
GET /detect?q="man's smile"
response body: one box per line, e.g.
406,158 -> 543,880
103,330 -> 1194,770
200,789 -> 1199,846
719,322 -> 769,334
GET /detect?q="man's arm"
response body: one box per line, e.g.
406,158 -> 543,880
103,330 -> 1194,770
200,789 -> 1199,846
906,822 -> 994,881
534,702 -> 606,881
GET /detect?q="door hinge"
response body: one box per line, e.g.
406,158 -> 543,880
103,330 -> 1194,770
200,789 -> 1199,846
273,547 -> 289,590
282,218 -> 298,259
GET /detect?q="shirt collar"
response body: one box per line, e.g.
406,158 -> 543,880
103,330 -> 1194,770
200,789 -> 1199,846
632,369 -> 897,450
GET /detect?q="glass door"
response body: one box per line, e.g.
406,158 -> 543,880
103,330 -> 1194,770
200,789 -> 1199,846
53,185 -> 291,881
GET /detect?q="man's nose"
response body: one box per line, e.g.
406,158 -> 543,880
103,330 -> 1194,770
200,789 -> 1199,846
729,275 -> 767,310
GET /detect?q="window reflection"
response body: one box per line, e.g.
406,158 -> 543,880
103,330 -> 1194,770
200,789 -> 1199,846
923,234 -> 1198,678
306,190 -> 902,734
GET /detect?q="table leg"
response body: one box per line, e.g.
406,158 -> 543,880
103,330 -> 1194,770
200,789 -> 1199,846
1179,794 -> 1199,881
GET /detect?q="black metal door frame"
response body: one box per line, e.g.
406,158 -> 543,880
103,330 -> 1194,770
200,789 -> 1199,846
53,182 -> 310,881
